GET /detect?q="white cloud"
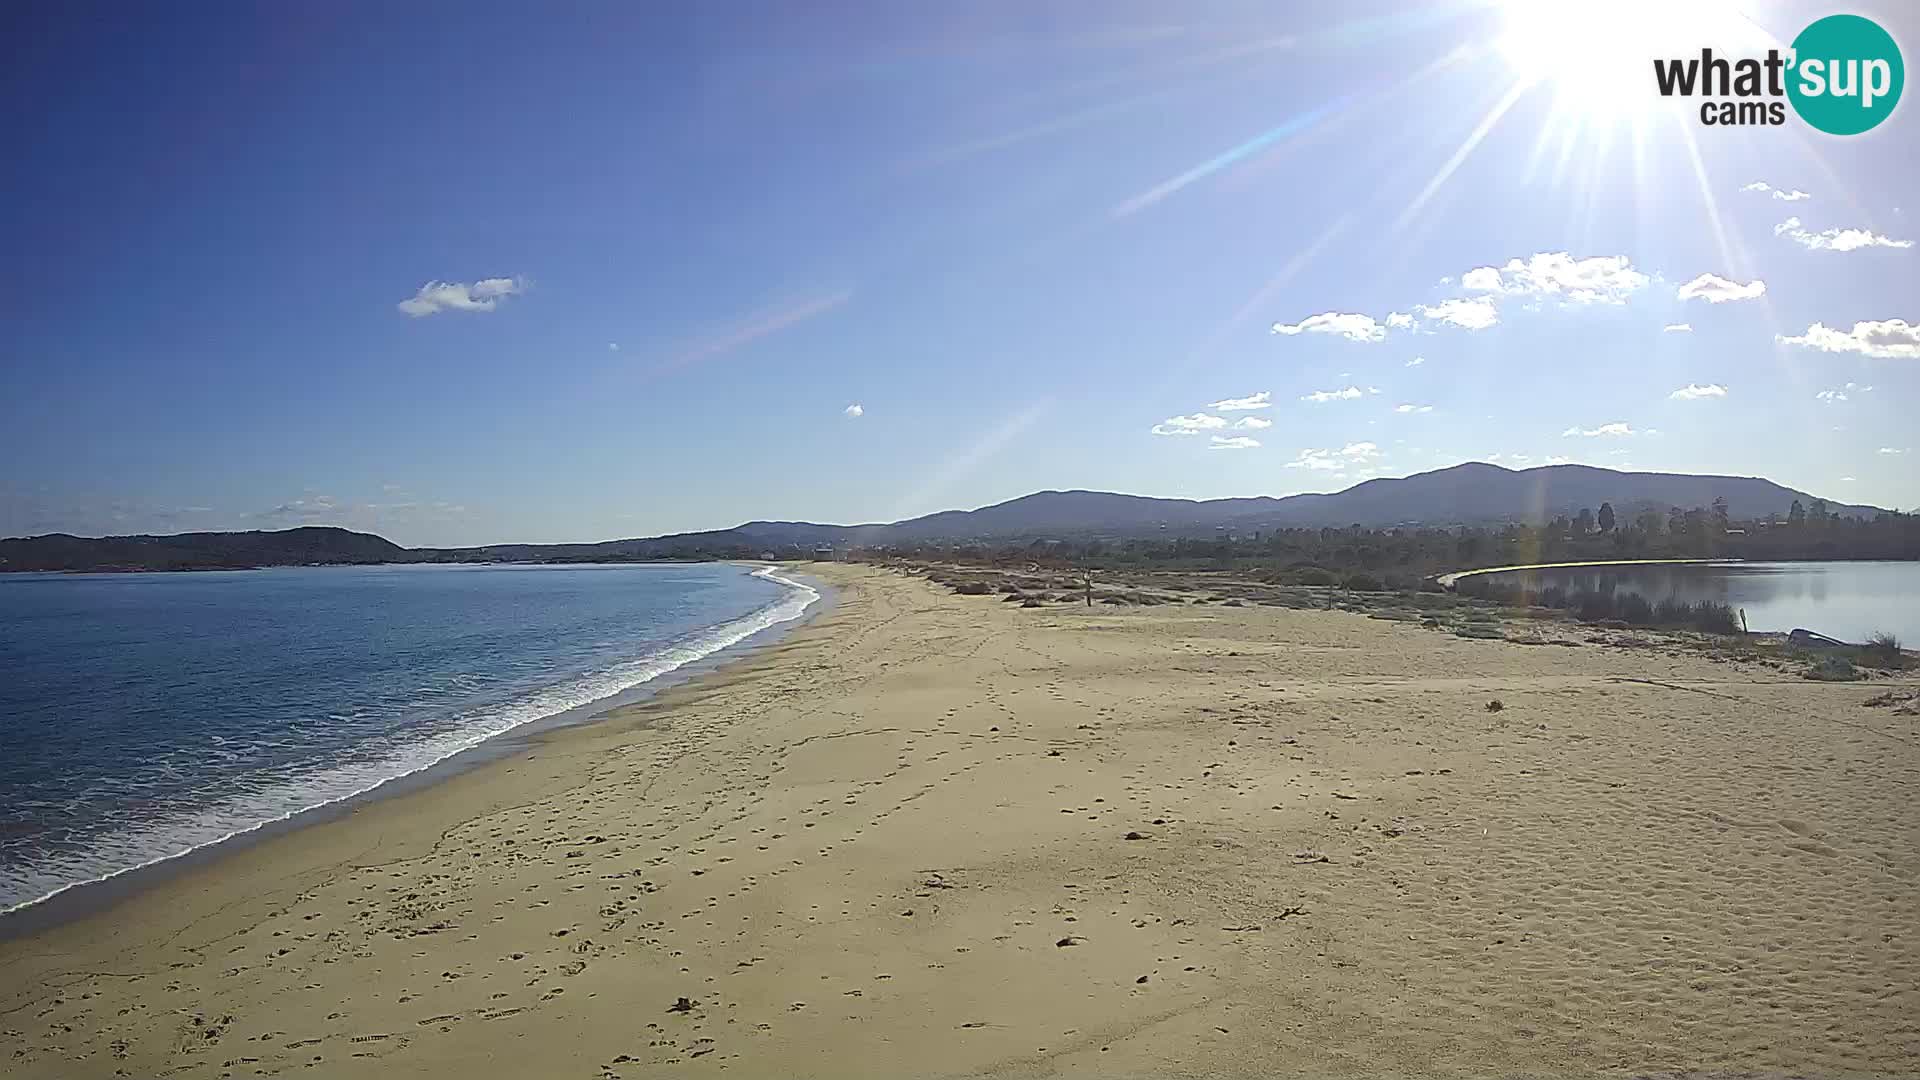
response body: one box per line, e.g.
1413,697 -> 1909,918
1208,391 -> 1272,411
260,495 -> 343,520
1209,436 -> 1261,451
1460,266 -> 1502,292
1405,355 -> 1426,366
1663,323 -> 1693,333
1775,217 -> 1913,252
844,403 -> 864,418
397,276 -> 526,317
1151,412 -> 1227,436
1676,273 -> 1766,303
1232,416 -> 1272,430
1459,252 -> 1649,305
1840,476 -> 1857,482
1879,447 -> 1908,455
1741,181 -> 1811,201
1563,422 -> 1636,438
1269,312 -> 1385,342
1777,319 -> 1920,359
1385,311 -> 1415,329
1668,383 -> 1727,400
1816,382 -> 1872,403
1285,442 -> 1381,469
1394,403 -> 1433,413
1300,386 -> 1365,403
1416,296 -> 1499,330
607,342 -> 620,351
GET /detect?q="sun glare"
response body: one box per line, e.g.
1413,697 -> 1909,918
1495,0 -> 1766,118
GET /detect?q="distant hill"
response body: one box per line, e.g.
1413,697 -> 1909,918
0,526 -> 411,572
2,464 -> 1885,571
761,462 -> 1879,544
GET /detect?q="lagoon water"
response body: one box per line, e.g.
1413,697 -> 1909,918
1476,560 -> 1920,643
0,562 -> 817,913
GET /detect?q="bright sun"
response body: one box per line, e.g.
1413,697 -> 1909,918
1495,0 -> 1767,117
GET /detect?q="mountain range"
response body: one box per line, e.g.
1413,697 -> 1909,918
0,463 -> 1887,572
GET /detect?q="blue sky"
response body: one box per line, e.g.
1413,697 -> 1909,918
3,0 -> 1915,545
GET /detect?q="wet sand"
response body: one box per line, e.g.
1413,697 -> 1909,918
3,563 -> 1915,1077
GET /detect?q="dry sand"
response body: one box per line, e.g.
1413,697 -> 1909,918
3,563 -> 1916,1078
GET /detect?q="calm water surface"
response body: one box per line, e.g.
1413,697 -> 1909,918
0,563 -> 817,913
1478,560 -> 1920,642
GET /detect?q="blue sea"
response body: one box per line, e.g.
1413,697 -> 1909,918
0,562 -> 818,914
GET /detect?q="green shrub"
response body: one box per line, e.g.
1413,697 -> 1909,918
1344,574 -> 1385,592
1291,567 -> 1342,587
1619,593 -> 1655,625
1803,656 -> 1860,681
1865,631 -> 1905,668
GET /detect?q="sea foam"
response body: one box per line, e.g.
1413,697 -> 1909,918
0,565 -> 820,915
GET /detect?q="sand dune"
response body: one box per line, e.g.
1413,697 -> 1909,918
3,564 -> 1915,1078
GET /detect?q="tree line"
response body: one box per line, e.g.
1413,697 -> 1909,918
840,503 -> 1920,586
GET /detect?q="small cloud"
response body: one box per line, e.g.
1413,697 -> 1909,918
1458,252 -> 1649,305
607,342 -> 620,351
1563,422 -> 1636,438
843,403 -> 864,418
397,276 -> 526,317
1817,382 -> 1873,403
1208,391 -> 1272,411
1232,416 -> 1272,430
259,495 -> 343,521
1778,319 -> 1920,359
1394,403 -> 1433,413
1151,412 -> 1228,436
1385,311 -> 1415,329
1415,296 -> 1499,330
1285,442 -> 1381,469
1775,217 -> 1913,252
1740,181 -> 1811,201
1840,476 -> 1857,482
1300,386 -> 1365,403
1669,383 -> 1728,400
1405,355 -> 1426,367
1663,323 -> 1693,333
1269,312 -> 1385,343
1208,436 -> 1261,451
1676,273 -> 1766,303
1461,266 -> 1502,292
1879,447 -> 1908,455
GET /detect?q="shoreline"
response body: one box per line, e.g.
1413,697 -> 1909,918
0,563 -> 830,935
3,562 -> 1912,1078
1435,556 -> 1742,587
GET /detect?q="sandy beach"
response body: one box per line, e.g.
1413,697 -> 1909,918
3,562 -> 1915,1078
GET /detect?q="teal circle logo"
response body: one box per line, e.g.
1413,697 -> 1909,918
1788,14 -> 1903,135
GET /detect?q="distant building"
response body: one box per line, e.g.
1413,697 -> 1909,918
811,545 -> 837,561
